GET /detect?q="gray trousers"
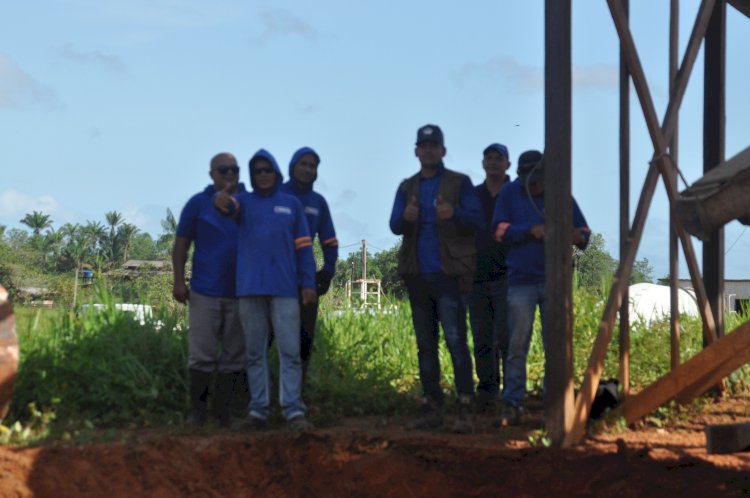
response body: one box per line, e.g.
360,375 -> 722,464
187,290 -> 245,373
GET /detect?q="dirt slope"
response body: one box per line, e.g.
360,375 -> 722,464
1,398 -> 750,497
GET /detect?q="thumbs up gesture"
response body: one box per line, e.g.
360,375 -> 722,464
436,195 -> 454,220
403,195 -> 419,222
213,183 -> 240,218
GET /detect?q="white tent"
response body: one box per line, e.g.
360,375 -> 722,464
628,283 -> 699,326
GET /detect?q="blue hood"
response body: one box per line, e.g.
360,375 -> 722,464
248,148 -> 283,192
288,146 -> 320,184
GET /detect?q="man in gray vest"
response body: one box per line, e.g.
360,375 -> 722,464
389,124 -> 484,433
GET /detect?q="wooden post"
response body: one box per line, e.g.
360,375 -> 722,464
703,0 -> 726,343
565,0 -> 719,447
618,0 -> 631,398
669,0 -> 681,371
544,0 -> 574,446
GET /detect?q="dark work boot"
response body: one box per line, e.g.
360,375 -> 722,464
452,394 -> 476,434
213,371 -> 240,428
405,396 -> 444,430
187,369 -> 211,427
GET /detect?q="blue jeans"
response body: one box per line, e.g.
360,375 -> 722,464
469,279 -> 509,397
239,296 -> 305,420
405,273 -> 474,404
503,283 -> 548,408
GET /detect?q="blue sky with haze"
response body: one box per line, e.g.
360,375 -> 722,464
1,1 -> 749,279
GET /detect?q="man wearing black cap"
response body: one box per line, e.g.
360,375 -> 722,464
491,150 -> 590,426
389,124 -> 484,433
470,143 -> 512,413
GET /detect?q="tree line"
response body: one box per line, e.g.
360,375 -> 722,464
1,209 -> 652,305
331,233 -> 654,299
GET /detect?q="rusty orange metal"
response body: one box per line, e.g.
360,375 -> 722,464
0,284 -> 18,421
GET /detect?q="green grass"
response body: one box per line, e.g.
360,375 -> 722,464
3,286 -> 750,443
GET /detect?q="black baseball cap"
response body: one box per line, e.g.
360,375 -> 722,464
415,124 -> 444,146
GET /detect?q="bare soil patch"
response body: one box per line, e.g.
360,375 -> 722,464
1,395 -> 750,497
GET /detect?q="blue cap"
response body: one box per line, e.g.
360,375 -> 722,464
517,150 -> 544,183
483,143 -> 509,159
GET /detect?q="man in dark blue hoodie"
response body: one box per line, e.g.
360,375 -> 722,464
491,150 -> 590,426
215,149 -> 317,431
173,152 -> 246,428
280,147 -> 338,385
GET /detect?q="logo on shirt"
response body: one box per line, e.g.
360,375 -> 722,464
274,206 -> 292,215
304,206 -> 320,216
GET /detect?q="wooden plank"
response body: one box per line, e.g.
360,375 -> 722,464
728,0 -> 750,18
544,0 -> 574,446
614,319 -> 750,425
706,422 -> 750,454
676,147 -> 750,240
564,0 -> 718,447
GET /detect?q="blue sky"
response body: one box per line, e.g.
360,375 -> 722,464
1,1 -> 749,279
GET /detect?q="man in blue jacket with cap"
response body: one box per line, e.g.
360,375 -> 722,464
492,149 -> 590,426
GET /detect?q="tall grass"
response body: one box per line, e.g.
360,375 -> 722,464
5,285 -> 750,439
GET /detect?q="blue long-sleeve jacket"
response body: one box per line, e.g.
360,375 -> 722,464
491,178 -> 590,285
280,146 -> 338,277
234,149 -> 316,297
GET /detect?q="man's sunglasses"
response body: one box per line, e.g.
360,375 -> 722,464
215,165 -> 239,175
253,167 -> 275,175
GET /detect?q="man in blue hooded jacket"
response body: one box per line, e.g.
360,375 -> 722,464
280,147 -> 338,385
215,149 -> 317,430
491,149 -> 590,426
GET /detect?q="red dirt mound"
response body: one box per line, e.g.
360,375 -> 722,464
1,398 -> 750,497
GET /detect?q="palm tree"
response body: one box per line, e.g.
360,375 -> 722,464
117,223 -> 139,263
81,220 -> 106,261
41,229 -> 64,267
19,211 -> 53,235
104,211 -> 124,265
157,208 -> 178,257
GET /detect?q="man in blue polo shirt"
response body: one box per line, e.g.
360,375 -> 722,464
280,147 -> 338,386
173,152 -> 246,428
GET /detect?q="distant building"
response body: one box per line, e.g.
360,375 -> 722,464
108,260 -> 170,279
677,279 -> 750,313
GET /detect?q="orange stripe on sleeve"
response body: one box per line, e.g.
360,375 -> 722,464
295,236 -> 313,249
495,222 -> 510,242
321,237 -> 338,247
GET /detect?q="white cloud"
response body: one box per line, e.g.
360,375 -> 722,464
454,56 -> 543,94
573,63 -> 618,89
61,0 -> 241,28
454,56 -> 618,93
58,45 -> 126,74
247,8 -> 318,46
0,53 -> 58,109
0,190 -> 60,220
